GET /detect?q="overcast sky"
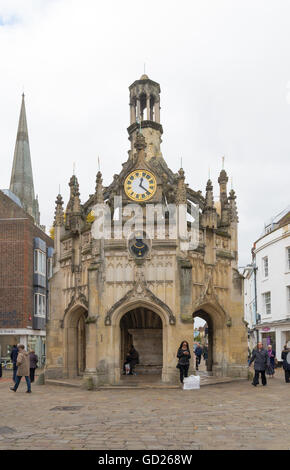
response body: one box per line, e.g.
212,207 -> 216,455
0,0 -> 289,272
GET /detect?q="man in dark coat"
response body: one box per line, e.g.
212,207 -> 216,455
249,342 -> 270,386
194,344 -> 203,370
29,350 -> 38,383
123,345 -> 139,375
10,345 -> 18,383
281,344 -> 290,383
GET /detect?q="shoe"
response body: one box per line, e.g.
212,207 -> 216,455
26,390 -> 31,393
251,383 -> 257,387
9,387 -> 16,392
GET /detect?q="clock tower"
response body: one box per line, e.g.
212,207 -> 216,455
127,74 -> 163,161
46,73 -> 248,388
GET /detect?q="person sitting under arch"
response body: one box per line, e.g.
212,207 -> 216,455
123,345 -> 139,375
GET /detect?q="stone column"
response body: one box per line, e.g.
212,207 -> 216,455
136,98 -> 141,121
130,102 -> 136,125
146,95 -> 150,120
83,262 -> 99,389
154,100 -> 160,123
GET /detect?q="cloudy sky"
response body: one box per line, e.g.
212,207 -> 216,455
0,0 -> 289,269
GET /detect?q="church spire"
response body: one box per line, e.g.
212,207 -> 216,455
9,94 -> 40,224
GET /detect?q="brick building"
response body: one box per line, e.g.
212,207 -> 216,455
0,95 -> 53,364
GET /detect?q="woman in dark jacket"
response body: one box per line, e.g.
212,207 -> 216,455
266,345 -> 276,377
281,344 -> 290,383
249,342 -> 270,386
177,341 -> 191,384
29,350 -> 38,383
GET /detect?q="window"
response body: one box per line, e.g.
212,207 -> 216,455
34,250 -> 46,275
287,247 -> 290,271
287,286 -> 290,314
262,292 -> 271,315
34,293 -> 46,317
47,257 -> 53,279
262,256 -> 268,278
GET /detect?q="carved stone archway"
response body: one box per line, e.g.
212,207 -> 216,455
108,298 -> 173,384
63,302 -> 88,378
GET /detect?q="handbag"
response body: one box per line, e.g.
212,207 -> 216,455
176,363 -> 181,369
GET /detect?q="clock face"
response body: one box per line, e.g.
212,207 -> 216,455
124,169 -> 157,202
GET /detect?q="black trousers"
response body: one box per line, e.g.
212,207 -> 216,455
179,365 -> 189,383
253,370 -> 267,386
284,369 -> 290,383
30,368 -> 36,383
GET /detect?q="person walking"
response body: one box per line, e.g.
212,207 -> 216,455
10,344 -> 18,383
281,344 -> 290,383
249,342 -> 270,387
29,350 -> 38,383
177,341 -> 191,384
266,344 -> 276,377
194,343 -> 203,370
9,344 -> 31,393
203,345 -> 208,368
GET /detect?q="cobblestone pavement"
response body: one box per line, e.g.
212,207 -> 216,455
0,369 -> 289,450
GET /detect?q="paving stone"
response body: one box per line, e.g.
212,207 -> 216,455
0,368 -> 289,450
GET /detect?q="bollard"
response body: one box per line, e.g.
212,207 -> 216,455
36,372 -> 45,385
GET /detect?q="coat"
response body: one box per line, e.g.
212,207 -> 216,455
281,349 -> 290,371
10,346 -> 18,365
29,353 -> 38,369
267,349 -> 276,368
126,348 -> 139,367
177,348 -> 191,366
249,348 -> 270,371
195,346 -> 203,357
16,350 -> 30,376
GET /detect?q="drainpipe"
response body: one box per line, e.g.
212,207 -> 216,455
253,260 -> 259,344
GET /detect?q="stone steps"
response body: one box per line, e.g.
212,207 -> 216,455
45,376 -> 247,389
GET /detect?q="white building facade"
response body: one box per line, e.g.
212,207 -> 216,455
244,207 -> 290,361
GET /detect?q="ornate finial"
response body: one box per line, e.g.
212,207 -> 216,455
222,155 -> 225,169
95,171 -> 104,203
218,168 -> 228,185
229,189 -> 239,223
204,179 -> 214,209
176,168 -> 187,205
54,193 -> 64,226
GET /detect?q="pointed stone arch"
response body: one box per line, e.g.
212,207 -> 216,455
104,287 -> 175,327
62,295 -> 88,378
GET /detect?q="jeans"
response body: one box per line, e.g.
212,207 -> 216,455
179,365 -> 189,383
13,365 -> 18,383
253,370 -> 267,386
13,375 -> 31,392
284,369 -> 290,383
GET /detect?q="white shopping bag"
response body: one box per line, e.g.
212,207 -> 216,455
183,375 -> 200,390
125,363 -> 130,375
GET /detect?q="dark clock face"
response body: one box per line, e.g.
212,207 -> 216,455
124,169 -> 157,202
128,232 -> 150,258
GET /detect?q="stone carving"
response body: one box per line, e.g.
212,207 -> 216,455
104,265 -> 175,326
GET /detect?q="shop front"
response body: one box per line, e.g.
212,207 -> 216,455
0,329 -> 46,368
